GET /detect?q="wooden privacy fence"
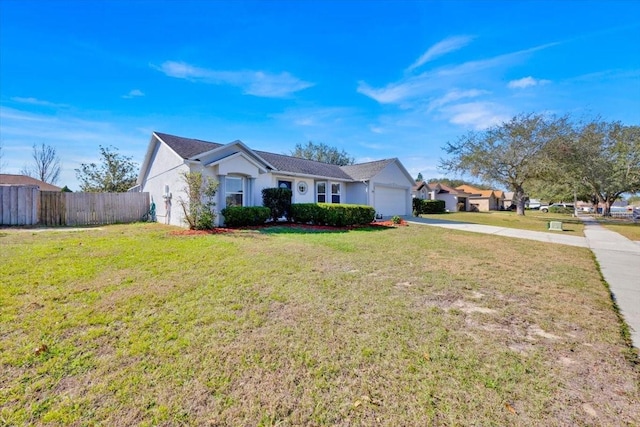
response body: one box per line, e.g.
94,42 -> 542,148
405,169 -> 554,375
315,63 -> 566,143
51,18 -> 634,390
0,185 -> 39,225
0,186 -> 150,226
40,192 -> 150,226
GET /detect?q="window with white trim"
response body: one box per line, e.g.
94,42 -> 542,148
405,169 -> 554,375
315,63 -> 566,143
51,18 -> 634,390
331,183 -> 341,203
225,176 -> 244,207
316,182 -> 326,203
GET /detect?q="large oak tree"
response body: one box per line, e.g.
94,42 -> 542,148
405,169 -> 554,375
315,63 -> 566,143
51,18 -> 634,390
440,113 -> 571,215
558,121 -> 640,216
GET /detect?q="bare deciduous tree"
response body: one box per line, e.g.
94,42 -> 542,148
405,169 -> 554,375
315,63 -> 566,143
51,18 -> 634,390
20,143 -> 62,184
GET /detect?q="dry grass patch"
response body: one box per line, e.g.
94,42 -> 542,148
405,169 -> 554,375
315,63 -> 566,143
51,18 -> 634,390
0,223 -> 638,426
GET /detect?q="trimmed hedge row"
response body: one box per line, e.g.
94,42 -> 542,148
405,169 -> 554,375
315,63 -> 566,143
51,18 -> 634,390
290,203 -> 376,227
221,206 -> 271,227
413,198 -> 446,215
221,203 -> 376,227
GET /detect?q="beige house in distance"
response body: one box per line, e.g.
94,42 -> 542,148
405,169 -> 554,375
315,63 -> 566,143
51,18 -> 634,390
455,185 -> 504,211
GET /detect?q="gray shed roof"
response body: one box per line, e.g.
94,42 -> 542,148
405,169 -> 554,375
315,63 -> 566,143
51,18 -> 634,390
153,132 -> 394,181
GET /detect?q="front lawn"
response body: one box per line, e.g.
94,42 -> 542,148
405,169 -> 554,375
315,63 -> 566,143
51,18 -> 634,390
1,223 -> 638,425
419,210 -> 586,236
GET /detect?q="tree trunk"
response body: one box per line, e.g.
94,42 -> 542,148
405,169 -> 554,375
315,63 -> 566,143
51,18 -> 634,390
514,187 -> 526,216
598,194 -> 612,216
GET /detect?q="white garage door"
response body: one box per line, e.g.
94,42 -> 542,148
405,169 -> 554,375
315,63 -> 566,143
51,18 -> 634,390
374,186 -> 408,217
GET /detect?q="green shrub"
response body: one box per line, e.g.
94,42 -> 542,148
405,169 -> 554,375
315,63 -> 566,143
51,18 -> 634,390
412,198 -> 446,214
290,203 -> 375,227
391,215 -> 402,224
221,206 -> 271,227
262,187 -> 292,221
549,206 -> 574,215
179,172 -> 219,229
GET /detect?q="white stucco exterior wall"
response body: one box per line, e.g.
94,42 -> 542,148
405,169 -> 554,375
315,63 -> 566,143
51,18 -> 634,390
345,182 -> 368,205
140,141 -> 191,227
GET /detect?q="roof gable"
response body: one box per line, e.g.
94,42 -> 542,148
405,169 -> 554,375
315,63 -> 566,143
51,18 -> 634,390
154,132 -> 223,159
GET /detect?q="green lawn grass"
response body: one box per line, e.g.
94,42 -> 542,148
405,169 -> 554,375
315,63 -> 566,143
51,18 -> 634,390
1,223 -> 638,426
420,210 -> 586,235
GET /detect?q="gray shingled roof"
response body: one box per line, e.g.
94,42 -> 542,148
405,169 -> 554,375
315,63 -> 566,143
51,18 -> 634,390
0,174 -> 62,191
154,132 -> 392,181
340,159 -> 395,181
155,132 -> 223,159
254,150 -> 353,180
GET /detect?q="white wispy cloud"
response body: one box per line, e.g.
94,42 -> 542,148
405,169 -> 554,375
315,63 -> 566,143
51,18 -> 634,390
440,102 -> 510,130
154,60 -> 314,98
355,72 -> 438,106
428,89 -> 490,111
507,76 -> 550,89
11,97 -> 67,107
407,35 -> 475,72
359,41 -> 559,106
122,89 -> 145,99
272,107 -> 353,127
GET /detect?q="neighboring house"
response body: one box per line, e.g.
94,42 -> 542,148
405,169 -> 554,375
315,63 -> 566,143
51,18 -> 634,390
413,181 -> 471,212
137,132 -> 415,226
412,182 -> 428,200
504,191 -> 514,207
455,185 -> 502,211
0,174 -> 62,191
494,190 -> 506,209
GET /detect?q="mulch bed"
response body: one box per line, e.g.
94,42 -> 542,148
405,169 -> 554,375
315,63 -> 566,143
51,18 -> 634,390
169,220 -> 408,235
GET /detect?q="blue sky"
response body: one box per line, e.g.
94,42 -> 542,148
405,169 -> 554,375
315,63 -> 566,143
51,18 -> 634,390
1,0 -> 639,190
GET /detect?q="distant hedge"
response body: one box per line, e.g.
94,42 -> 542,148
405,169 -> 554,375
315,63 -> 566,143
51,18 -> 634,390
413,198 -> 446,215
290,203 -> 375,227
549,206 -> 574,215
221,206 -> 271,227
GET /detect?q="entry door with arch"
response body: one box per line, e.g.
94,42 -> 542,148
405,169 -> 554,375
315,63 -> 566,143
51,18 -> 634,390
277,180 -> 293,218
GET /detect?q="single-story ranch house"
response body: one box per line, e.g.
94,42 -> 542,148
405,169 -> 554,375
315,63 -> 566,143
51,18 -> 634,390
136,132 -> 415,227
412,181 -> 471,212
412,182 -> 507,212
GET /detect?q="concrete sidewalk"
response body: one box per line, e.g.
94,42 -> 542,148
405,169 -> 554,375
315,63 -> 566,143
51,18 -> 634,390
404,216 -> 589,247
580,217 -> 640,349
404,215 -> 640,349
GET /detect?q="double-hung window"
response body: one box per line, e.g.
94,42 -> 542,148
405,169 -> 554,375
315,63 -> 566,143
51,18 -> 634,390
316,182 -> 326,203
331,183 -> 341,203
225,176 -> 243,207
